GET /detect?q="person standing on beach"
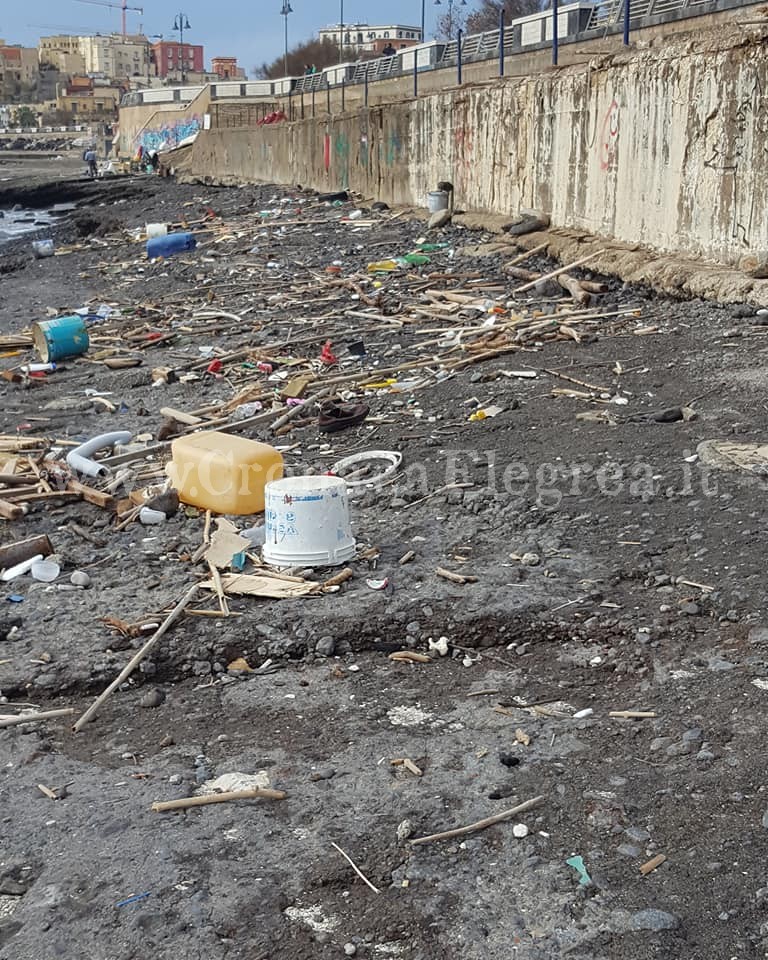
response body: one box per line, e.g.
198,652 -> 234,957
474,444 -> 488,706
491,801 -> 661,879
84,148 -> 97,179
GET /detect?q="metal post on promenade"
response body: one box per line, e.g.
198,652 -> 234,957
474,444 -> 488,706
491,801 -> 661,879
457,28 -> 463,85
499,6 -> 505,76
623,0 -> 631,45
413,50 -> 418,97
552,0 -> 559,66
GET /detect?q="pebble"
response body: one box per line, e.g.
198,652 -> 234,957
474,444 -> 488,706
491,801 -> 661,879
572,708 -> 593,720
168,774 -> 182,785
344,943 -> 357,957
761,810 -> 768,829
682,727 -> 703,742
309,767 -> 336,782
512,823 -> 529,838
70,570 -> 91,588
630,909 -> 680,932
679,602 -> 700,616
397,819 -> 413,842
139,688 -> 165,708
521,552 -> 541,566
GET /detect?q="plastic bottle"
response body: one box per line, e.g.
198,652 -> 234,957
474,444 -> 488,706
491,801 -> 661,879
398,253 -> 430,266
146,232 -> 197,259
367,259 -> 399,272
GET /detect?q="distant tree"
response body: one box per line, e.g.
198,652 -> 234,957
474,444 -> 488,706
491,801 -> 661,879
12,106 -> 37,128
435,9 -> 469,40
254,37 -> 351,79
466,0 -> 542,31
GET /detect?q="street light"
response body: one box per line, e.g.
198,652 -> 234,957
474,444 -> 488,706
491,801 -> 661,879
280,2 -> 292,77
339,0 -> 344,64
434,0 -> 467,39
171,12 -> 191,82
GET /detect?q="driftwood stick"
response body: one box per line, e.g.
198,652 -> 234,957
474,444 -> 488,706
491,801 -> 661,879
504,241 -> 549,267
558,273 -> 591,306
331,841 -> 381,894
410,795 -> 545,846
514,250 -> 604,293
152,788 -> 286,812
73,583 -> 199,732
0,707 -> 75,729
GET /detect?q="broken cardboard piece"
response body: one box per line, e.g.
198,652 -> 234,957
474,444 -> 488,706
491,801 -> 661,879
205,518 -> 251,569
202,573 -> 320,599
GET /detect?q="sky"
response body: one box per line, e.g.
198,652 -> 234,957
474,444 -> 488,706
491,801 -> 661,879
4,0 -> 464,74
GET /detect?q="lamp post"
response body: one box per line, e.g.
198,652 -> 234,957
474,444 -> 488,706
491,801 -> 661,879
280,2 -> 292,76
421,0 -> 425,44
434,0 -> 467,40
339,0 -> 344,63
172,12 -> 191,82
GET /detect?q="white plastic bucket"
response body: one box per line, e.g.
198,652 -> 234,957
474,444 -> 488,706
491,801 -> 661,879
263,476 -> 355,567
427,190 -> 449,213
146,222 -> 168,238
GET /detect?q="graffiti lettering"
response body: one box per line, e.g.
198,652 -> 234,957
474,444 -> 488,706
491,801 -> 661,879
598,99 -> 619,172
136,114 -> 202,154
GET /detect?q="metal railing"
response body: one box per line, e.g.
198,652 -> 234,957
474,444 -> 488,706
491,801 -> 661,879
587,0 -> 713,29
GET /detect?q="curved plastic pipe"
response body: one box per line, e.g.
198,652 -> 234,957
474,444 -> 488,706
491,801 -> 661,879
66,431 -> 133,478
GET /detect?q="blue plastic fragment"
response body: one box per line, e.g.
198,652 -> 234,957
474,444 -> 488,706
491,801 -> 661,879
116,892 -> 151,908
566,855 -> 592,886
7,595 -> 23,603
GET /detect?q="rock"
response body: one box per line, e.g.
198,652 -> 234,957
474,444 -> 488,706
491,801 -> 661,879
428,209 -> 452,230
679,602 -> 700,616
761,810 -> 768,829
168,774 -> 183,785
502,209 -> 550,236
739,253 -> 768,279
70,570 -> 91,588
309,767 -> 335,782
499,752 -> 520,768
630,909 -> 680,932
682,727 -> 703,742
696,749 -> 715,762
396,819 -> 413,842
315,636 -> 336,657
139,688 -> 165,708
512,823 -> 529,838
708,656 -> 736,672
145,489 -> 180,517
521,552 -> 541,566
344,943 -> 357,957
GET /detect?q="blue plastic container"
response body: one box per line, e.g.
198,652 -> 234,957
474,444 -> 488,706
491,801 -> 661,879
146,232 -> 197,259
32,315 -> 90,363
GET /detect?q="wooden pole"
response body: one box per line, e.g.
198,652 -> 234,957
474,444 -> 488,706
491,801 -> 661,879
72,583 -> 199,732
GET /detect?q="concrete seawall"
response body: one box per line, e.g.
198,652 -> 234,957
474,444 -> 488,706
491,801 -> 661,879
187,25 -> 767,268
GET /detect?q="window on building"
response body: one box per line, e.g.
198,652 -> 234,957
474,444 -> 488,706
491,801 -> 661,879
167,50 -> 173,59
357,32 -> 363,43
383,31 -> 389,38
177,47 -> 182,57
397,31 -> 402,37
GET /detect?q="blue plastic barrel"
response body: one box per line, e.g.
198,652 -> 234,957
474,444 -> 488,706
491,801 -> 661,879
146,232 -> 197,259
32,316 -> 90,363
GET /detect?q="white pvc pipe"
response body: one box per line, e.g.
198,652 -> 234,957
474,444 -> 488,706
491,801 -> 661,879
66,431 -> 132,478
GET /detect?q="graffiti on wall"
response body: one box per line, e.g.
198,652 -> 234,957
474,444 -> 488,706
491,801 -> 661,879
136,114 -> 202,154
702,75 -> 764,245
598,99 -> 619,172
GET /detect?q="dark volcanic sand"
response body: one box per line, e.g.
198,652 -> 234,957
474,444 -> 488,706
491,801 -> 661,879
1,173 -> 767,960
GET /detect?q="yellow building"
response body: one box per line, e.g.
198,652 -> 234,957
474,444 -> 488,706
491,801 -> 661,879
39,36 -> 87,75
56,78 -> 123,117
